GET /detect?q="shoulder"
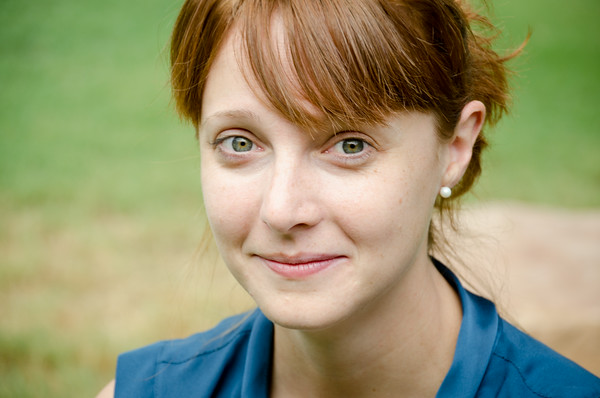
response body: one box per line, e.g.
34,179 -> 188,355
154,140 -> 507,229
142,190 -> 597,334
119,309 -> 258,364
96,379 -> 115,398
479,318 -> 600,397
114,309 -> 270,397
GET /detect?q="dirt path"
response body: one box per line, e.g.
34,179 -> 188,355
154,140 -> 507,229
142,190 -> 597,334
453,202 -> 600,375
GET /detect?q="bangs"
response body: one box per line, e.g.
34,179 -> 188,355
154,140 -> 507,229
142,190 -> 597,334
171,0 -> 493,133
235,0 -> 447,130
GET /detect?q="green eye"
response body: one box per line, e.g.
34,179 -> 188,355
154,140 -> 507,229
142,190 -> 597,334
231,137 -> 253,152
340,139 -> 364,154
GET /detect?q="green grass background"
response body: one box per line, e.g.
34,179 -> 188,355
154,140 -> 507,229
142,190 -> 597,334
0,0 -> 598,396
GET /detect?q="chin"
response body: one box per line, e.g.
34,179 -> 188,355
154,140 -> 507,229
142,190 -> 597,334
256,298 -> 356,332
266,313 -> 342,332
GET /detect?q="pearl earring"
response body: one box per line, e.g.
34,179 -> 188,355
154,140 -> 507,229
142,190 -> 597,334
440,186 -> 452,199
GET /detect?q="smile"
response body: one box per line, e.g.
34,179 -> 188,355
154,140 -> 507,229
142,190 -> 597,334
257,254 -> 345,279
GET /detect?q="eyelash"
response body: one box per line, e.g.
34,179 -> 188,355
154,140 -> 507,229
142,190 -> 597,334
209,134 -> 263,164
325,137 -> 374,166
211,136 -> 254,150
209,133 -> 374,167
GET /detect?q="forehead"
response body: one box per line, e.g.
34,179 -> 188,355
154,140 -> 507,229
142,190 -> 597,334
200,24 -> 329,130
200,30 -> 249,114
197,0 -> 450,134
201,3 -> 402,131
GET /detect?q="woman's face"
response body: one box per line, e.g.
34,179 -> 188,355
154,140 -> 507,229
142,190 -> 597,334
199,33 -> 453,331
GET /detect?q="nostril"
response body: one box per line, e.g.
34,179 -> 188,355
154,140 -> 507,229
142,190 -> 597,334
260,186 -> 321,234
261,205 -> 320,234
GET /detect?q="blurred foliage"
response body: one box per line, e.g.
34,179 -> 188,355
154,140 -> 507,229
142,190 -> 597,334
474,0 -> 600,206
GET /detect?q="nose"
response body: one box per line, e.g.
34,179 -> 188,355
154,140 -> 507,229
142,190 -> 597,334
259,156 -> 321,234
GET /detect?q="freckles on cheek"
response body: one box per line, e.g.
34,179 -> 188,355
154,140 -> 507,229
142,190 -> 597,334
336,192 -> 404,243
346,176 -> 410,241
203,179 -> 256,237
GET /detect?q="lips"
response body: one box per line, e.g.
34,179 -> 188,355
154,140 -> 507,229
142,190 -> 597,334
257,253 -> 345,278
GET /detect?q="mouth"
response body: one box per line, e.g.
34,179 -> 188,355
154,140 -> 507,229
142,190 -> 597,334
257,253 -> 345,278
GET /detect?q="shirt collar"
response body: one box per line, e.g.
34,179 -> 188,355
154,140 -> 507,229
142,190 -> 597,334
243,260 -> 500,398
434,259 -> 499,398
241,309 -> 273,397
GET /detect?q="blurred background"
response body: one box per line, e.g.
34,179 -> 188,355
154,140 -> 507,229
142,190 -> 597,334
0,0 -> 598,396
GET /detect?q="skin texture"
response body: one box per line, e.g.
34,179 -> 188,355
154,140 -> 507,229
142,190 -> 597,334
198,26 -> 486,397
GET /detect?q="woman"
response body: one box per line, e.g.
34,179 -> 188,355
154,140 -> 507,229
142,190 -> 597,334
99,0 -> 600,396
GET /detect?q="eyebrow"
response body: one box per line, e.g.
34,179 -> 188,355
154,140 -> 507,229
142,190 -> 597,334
200,109 -> 261,130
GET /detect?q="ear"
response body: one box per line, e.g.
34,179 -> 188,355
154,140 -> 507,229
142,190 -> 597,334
442,100 -> 486,187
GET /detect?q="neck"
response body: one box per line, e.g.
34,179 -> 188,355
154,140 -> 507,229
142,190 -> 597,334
270,258 -> 462,398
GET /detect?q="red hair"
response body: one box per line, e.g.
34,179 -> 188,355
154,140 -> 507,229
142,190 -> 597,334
170,0 -> 522,247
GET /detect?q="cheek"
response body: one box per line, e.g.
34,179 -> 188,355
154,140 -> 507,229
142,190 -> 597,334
327,173 -> 404,239
331,165 -> 435,251
201,165 -> 258,246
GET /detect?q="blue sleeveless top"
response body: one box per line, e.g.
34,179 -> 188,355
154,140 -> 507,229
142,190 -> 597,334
115,262 -> 600,397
